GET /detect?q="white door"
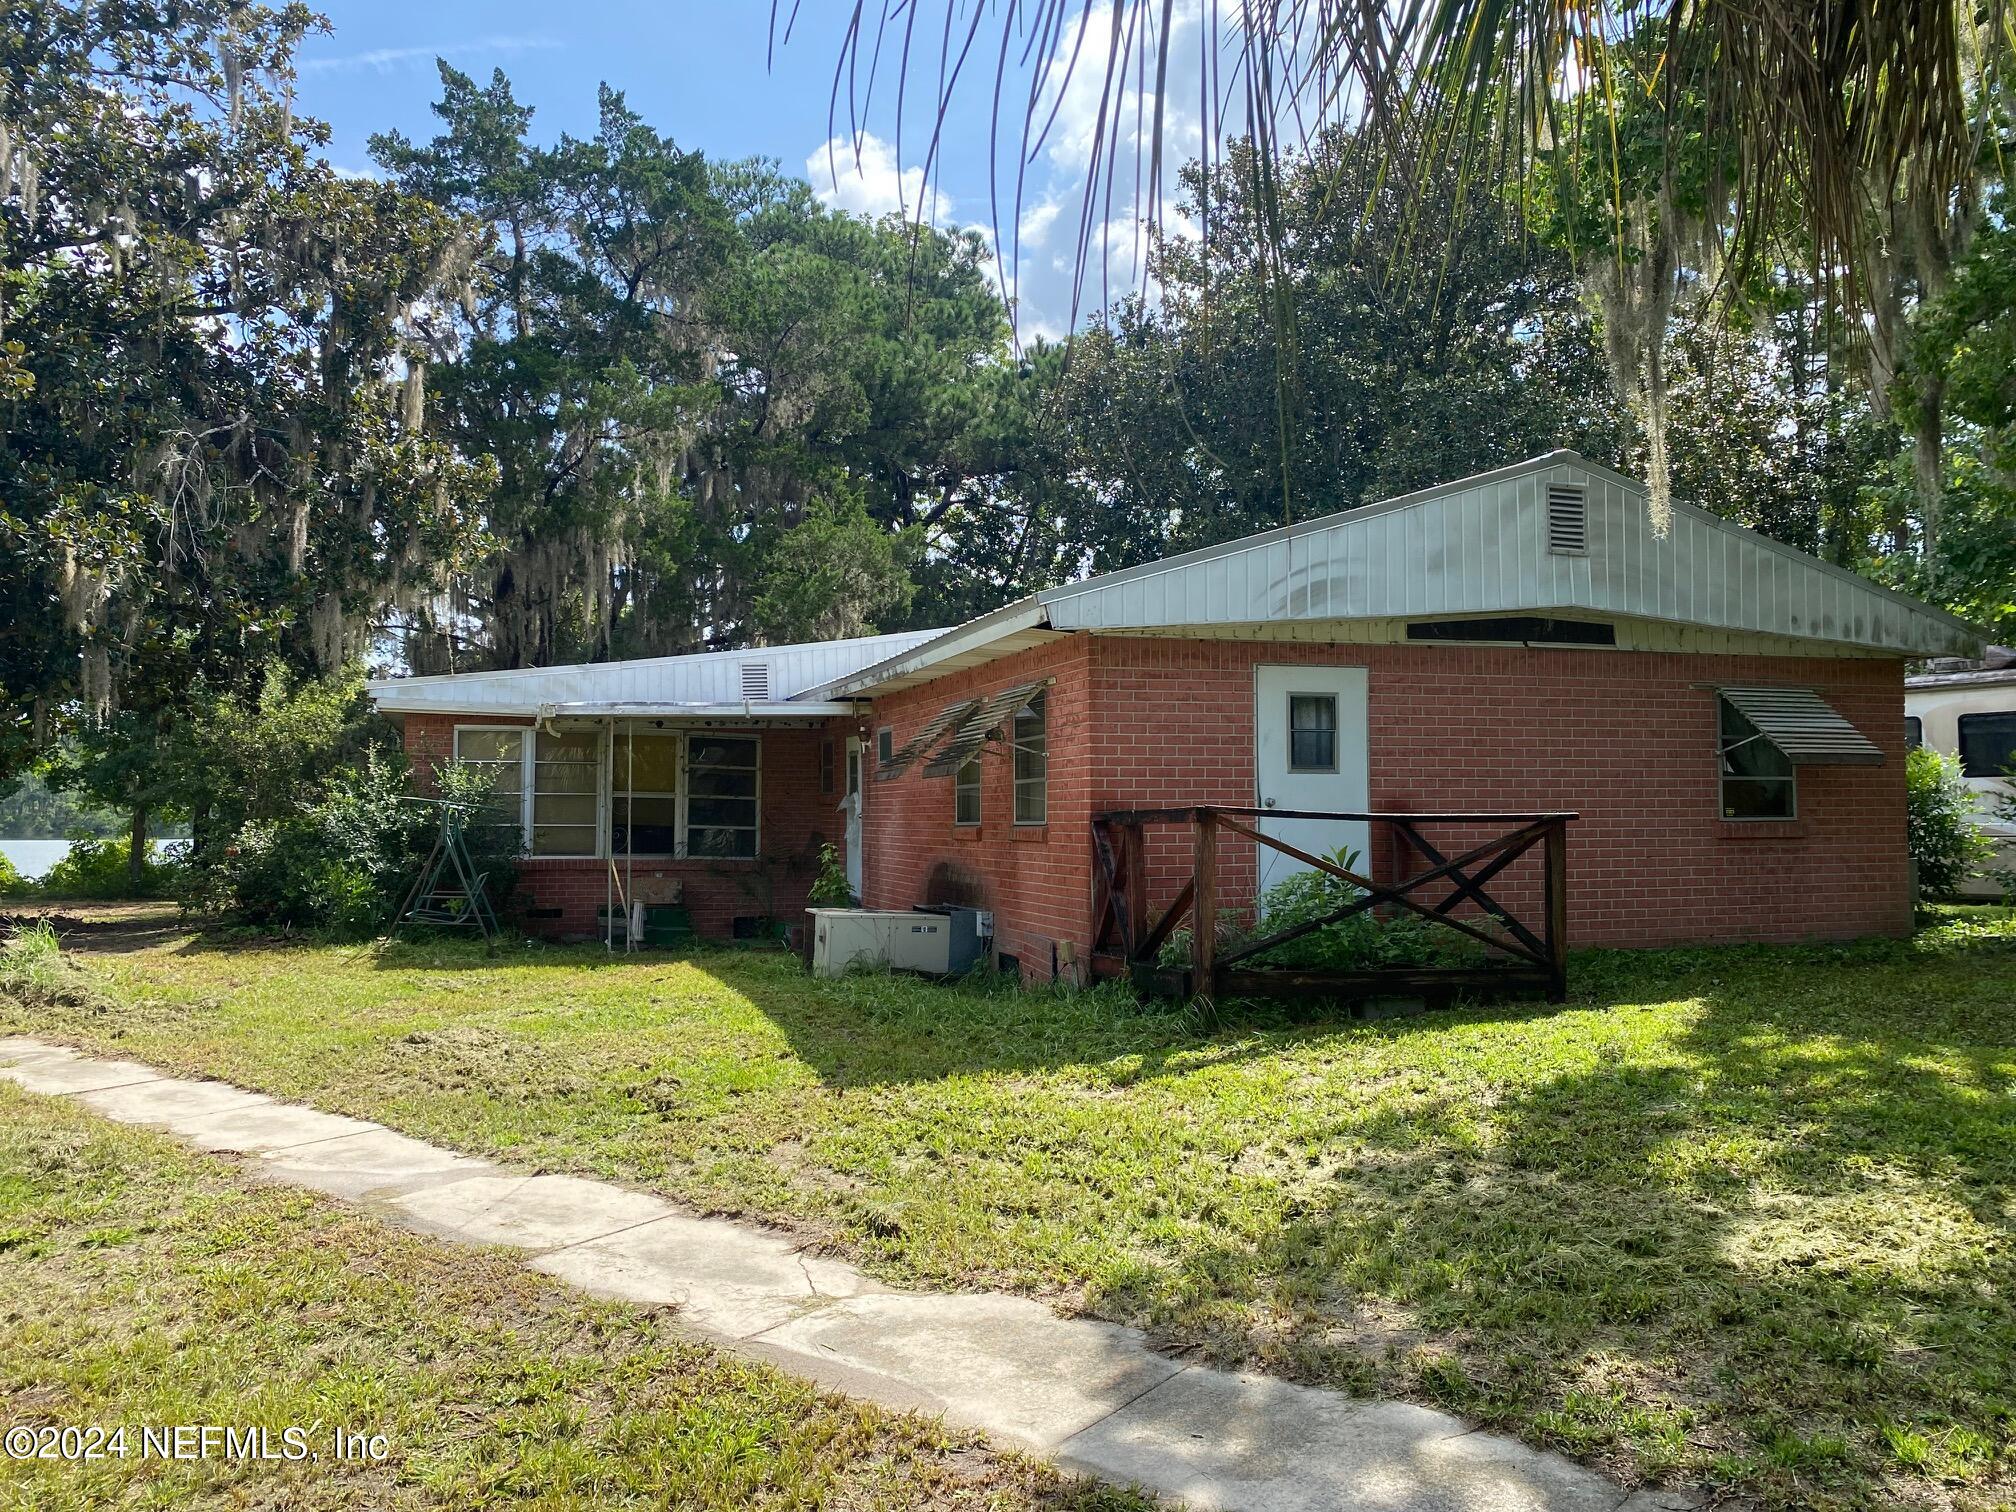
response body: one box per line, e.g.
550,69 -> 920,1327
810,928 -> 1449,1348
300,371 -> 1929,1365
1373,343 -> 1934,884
842,737 -> 864,897
1254,665 -> 1370,902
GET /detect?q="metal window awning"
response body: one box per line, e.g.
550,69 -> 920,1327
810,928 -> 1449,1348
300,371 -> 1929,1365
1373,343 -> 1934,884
1718,686 -> 1884,765
921,682 -> 1046,778
877,697 -> 980,780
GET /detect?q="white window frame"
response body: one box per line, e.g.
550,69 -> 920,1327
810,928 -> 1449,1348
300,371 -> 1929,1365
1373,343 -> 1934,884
530,725 -> 604,859
1012,693 -> 1048,826
1717,695 -> 1798,822
683,730 -> 762,860
453,722 -> 764,860
453,725 -> 533,841
954,755 -> 982,826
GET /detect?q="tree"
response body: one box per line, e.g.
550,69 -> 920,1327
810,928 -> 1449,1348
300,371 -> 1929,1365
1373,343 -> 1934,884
0,0 -> 492,848
812,1 -> 2008,567
1047,127 -> 1629,568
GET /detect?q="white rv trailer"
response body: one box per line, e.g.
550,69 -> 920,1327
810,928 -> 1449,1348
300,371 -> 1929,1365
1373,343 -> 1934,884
1905,649 -> 2016,900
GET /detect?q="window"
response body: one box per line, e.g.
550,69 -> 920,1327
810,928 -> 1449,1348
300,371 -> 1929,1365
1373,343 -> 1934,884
876,727 -> 894,768
1406,616 -> 1615,647
1288,694 -> 1338,771
1013,693 -> 1047,825
954,756 -> 982,825
1719,695 -> 1796,819
819,738 -> 836,795
1958,712 -> 2016,778
454,728 -> 525,844
1905,716 -> 1923,751
845,741 -> 861,798
611,730 -> 681,856
687,734 -> 759,858
533,729 -> 600,856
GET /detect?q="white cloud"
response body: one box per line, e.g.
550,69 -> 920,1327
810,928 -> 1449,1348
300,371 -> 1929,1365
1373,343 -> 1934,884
1018,199 -> 1062,247
807,133 -> 955,224
299,35 -> 561,74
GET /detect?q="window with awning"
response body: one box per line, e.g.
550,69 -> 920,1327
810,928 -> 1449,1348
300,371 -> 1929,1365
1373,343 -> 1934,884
1716,687 -> 1884,765
1716,687 -> 1880,822
921,682 -> 1048,778
876,697 -> 978,781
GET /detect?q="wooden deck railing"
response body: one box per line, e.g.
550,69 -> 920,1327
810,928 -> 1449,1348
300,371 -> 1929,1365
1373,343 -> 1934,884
1090,807 -> 1576,1009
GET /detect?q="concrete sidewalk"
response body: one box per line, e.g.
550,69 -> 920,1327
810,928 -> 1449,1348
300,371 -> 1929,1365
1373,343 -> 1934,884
1,1035 -> 1693,1512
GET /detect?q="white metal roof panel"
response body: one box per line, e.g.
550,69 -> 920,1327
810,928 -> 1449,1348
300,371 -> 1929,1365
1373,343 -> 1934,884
367,629 -> 944,716
1035,453 -> 1977,657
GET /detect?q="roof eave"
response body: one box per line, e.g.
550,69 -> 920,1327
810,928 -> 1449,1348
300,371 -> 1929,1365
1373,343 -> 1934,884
796,598 -> 1053,700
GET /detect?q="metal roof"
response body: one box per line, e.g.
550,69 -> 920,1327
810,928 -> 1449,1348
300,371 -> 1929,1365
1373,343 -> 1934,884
1719,686 -> 1884,765
805,452 -> 1981,698
366,629 -> 944,717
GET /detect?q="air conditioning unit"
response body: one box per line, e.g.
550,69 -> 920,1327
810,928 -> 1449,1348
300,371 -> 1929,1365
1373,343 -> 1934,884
807,907 -> 993,978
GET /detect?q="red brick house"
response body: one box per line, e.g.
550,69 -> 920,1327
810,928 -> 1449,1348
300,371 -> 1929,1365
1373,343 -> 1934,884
369,453 -> 1981,970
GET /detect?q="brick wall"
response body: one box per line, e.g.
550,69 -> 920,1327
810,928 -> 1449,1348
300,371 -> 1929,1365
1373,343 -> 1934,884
861,637 -> 1098,978
400,713 -> 852,940
860,634 -> 1912,964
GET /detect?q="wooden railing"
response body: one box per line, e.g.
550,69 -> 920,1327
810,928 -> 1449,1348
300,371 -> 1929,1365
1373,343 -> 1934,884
1090,807 -> 1575,1009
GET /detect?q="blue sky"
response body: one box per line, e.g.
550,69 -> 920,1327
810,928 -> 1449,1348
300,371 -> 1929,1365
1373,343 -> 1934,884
298,2 -> 1213,337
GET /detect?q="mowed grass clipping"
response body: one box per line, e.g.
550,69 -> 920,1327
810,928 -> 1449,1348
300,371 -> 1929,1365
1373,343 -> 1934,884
0,1085 -> 1148,1511
7,907 -> 2015,1509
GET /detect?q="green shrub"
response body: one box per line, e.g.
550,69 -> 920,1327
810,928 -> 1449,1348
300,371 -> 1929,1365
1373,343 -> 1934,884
807,843 -> 856,907
38,836 -> 180,899
0,853 -> 30,899
188,749 -> 522,936
1906,745 -> 1993,897
1157,847 -> 1474,971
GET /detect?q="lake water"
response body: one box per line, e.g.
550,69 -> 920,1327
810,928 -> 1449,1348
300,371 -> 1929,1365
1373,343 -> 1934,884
1,838 -> 72,880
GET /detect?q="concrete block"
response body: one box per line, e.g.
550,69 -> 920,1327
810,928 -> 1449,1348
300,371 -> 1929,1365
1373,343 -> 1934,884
76,1077 -> 271,1128
174,1101 -> 380,1154
753,1292 -> 1185,1451
1,1056 -> 162,1095
531,1212 -> 877,1337
392,1174 -> 672,1250
1059,1367 -> 1623,1512
258,1127 -> 493,1199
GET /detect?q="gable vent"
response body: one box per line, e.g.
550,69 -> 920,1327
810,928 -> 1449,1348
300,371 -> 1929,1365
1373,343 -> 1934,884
739,661 -> 771,702
1546,483 -> 1589,555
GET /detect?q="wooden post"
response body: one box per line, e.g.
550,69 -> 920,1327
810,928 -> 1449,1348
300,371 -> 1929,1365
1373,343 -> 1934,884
1122,821 -> 1148,962
1192,809 -> 1218,1011
1544,817 -> 1568,1002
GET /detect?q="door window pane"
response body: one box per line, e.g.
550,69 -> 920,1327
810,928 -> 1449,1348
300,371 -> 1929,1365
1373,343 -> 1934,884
1288,694 -> 1338,771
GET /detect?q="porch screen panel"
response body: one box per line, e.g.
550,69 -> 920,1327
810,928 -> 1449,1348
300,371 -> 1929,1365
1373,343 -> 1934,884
454,728 -> 525,847
613,730 -> 682,856
533,729 -> 600,856
687,734 -> 759,858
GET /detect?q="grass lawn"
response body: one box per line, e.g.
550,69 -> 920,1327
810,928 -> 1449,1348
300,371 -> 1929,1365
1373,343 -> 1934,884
0,1082 -> 1146,1510
6,906 -> 2015,1509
